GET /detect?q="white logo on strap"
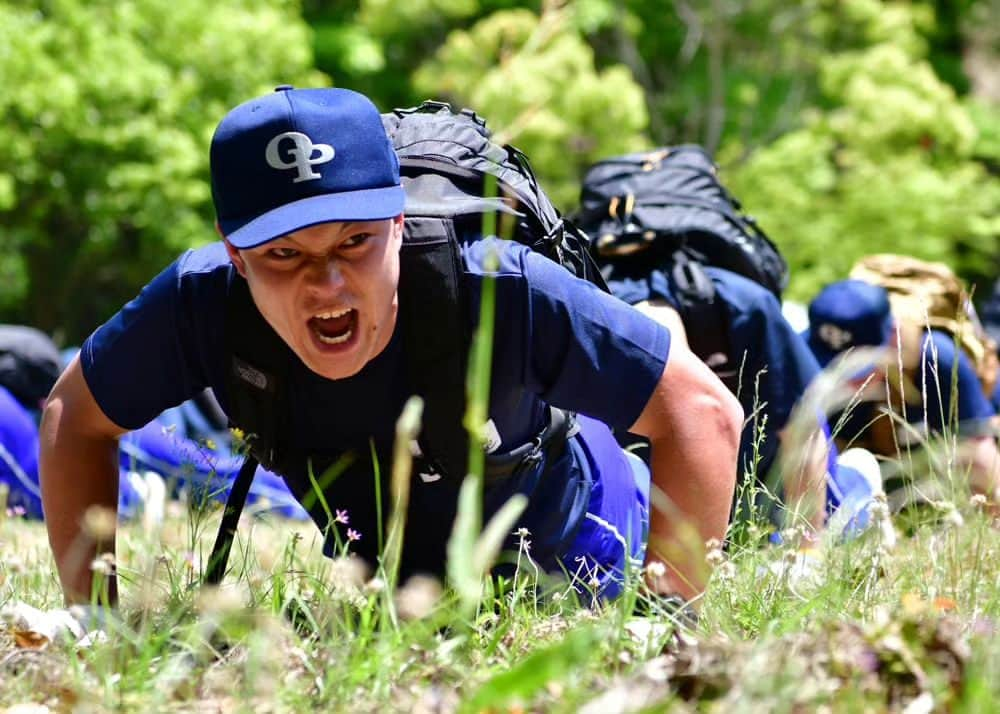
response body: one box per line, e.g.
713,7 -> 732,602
410,440 -> 443,483
265,131 -> 335,183
483,419 -> 502,454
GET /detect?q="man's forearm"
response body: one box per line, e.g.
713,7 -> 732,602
643,394 -> 741,600
782,431 -> 829,532
40,412 -> 120,604
962,436 -> 1000,502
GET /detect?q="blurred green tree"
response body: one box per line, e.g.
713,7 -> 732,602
412,5 -> 650,207
0,0 -> 325,342
721,0 -> 1000,300
305,1 -> 650,207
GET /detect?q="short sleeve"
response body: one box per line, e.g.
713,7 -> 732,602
81,250 -> 225,429
516,248 -> 671,430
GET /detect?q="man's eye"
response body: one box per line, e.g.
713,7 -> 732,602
269,247 -> 299,259
343,232 -> 372,248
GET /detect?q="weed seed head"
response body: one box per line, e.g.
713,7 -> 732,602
89,552 -> 116,576
395,575 -> 443,621
646,561 -> 667,579
82,505 -> 116,540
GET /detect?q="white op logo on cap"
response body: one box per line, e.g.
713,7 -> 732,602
817,323 -> 854,350
265,131 -> 335,183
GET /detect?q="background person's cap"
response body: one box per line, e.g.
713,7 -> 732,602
211,86 -> 405,249
805,279 -> 894,366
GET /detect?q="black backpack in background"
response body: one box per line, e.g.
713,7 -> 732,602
575,145 -> 788,390
576,145 -> 786,296
0,325 -> 62,409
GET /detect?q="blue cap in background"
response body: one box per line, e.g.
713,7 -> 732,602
805,279 -> 894,366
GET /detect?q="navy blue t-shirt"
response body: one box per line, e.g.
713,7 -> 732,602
608,266 -> 820,481
82,238 -> 670,575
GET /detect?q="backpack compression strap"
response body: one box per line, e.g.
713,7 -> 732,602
667,251 -> 738,394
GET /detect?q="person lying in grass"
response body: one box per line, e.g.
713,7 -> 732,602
804,278 -> 1000,506
39,86 -> 742,610
606,271 -> 881,539
573,146 -> 880,539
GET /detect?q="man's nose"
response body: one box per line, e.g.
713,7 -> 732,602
305,256 -> 346,293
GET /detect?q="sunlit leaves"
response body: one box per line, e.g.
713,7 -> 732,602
413,7 -> 649,208
0,0 -> 326,338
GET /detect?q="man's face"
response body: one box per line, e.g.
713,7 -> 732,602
225,216 -> 404,380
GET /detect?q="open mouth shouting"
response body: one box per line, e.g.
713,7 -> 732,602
308,308 -> 357,347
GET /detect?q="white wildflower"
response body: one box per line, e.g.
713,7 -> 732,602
645,561 -> 667,579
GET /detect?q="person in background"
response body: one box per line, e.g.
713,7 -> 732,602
805,279 -> 1000,504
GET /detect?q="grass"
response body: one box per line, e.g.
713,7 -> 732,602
4,226 -> 999,710
5,317 -> 999,711
5,333 -> 1000,711
2,478 -> 1000,712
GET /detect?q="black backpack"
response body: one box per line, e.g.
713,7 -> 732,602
0,325 -> 62,409
575,145 -> 788,390
208,101 -> 603,584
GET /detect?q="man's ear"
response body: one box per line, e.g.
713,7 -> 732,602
222,236 -> 248,278
392,213 -> 405,248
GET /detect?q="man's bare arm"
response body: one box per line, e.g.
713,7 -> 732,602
961,435 -> 1000,504
629,310 -> 743,600
39,354 -> 125,604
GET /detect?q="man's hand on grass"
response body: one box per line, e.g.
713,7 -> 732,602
1,600 -> 114,648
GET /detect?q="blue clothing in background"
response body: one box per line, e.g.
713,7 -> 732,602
120,419 -> 308,520
916,329 -> 995,434
0,385 -> 43,518
81,238 -> 670,592
608,266 -> 821,482
834,329 -> 996,444
0,384 -> 164,520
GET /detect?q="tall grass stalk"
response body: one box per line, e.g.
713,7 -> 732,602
446,174 -> 527,616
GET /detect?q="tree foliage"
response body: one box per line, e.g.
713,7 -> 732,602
3,0 -> 997,339
0,0 -> 324,342
723,0 -> 1000,299
412,7 -> 648,207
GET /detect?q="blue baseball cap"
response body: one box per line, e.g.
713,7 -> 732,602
211,86 -> 405,249
805,279 -> 895,367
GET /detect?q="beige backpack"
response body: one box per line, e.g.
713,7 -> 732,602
849,254 -> 999,398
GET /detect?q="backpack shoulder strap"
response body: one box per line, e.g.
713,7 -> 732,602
397,216 -> 471,484
224,272 -> 292,473
667,251 -> 737,393
204,453 -> 258,585
207,274 -> 295,587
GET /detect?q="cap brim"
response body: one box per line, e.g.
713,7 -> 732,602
222,185 -> 406,249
